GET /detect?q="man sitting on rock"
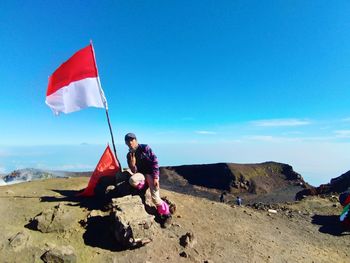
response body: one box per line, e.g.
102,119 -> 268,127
123,133 -> 172,227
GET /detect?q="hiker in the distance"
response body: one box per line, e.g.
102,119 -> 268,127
236,196 -> 242,206
124,132 -> 172,225
220,192 -> 226,203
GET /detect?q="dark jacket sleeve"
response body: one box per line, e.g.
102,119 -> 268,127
143,145 -> 159,179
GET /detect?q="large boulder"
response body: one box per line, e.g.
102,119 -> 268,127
41,245 -> 76,263
110,195 -> 156,248
7,231 -> 30,251
29,203 -> 75,233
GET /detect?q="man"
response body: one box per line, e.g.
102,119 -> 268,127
124,132 -> 172,225
236,196 -> 242,206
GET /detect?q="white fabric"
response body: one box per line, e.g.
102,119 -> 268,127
340,210 -> 348,222
45,77 -> 107,115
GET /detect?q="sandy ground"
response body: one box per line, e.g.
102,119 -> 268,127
0,177 -> 349,263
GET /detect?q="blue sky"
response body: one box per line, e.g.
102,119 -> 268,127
1,1 -> 350,186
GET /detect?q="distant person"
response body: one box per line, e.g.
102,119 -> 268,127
124,133 -> 172,226
220,192 -> 226,203
236,196 -> 242,206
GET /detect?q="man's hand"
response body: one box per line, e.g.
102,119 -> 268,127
130,152 -> 136,167
153,177 -> 159,190
128,152 -> 137,173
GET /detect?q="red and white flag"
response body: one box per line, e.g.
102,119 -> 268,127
46,44 -> 107,115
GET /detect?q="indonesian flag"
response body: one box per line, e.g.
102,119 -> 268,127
77,145 -> 120,197
46,44 -> 107,115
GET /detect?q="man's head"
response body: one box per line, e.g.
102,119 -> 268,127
125,133 -> 138,150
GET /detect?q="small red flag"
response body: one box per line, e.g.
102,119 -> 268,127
77,145 -> 120,197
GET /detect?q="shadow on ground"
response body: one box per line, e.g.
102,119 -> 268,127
311,214 -> 350,236
82,215 -> 124,252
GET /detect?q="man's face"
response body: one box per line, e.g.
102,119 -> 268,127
125,138 -> 138,150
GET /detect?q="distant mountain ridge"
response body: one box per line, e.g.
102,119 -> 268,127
1,168 -> 91,184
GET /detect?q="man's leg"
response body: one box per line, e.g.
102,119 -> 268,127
115,170 -> 132,185
129,172 -> 146,189
107,170 -> 134,198
144,174 -> 170,216
94,175 -> 116,198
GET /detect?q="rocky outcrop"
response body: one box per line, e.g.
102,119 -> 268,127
3,168 -> 55,183
2,168 -> 91,185
180,232 -> 197,248
41,245 -> 77,263
329,170 -> 350,193
295,170 -> 350,200
161,162 -> 307,194
8,231 -> 30,251
28,203 -> 75,233
110,195 -> 156,248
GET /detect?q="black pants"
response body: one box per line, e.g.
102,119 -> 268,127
94,171 -> 133,199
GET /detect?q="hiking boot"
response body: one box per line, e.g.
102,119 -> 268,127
161,214 -> 172,228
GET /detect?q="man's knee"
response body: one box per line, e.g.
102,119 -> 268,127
129,176 -> 138,187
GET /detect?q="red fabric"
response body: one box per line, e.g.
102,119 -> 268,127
342,218 -> 350,229
77,145 -> 120,197
47,44 -> 98,96
345,195 -> 350,206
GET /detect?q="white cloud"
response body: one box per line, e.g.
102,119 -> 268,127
195,130 -> 217,135
244,134 -> 337,143
251,118 -> 311,127
246,135 -> 275,141
0,150 -> 9,157
334,130 -> 350,138
244,135 -> 302,143
282,131 -> 303,135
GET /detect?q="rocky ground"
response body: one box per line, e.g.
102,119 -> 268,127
0,177 -> 349,263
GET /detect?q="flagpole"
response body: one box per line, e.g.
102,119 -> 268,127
90,40 -> 122,170
105,108 -> 117,157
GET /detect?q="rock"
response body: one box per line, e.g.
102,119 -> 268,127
41,245 -> 76,263
179,251 -> 188,258
268,209 -> 277,214
29,203 -> 74,233
5,190 -> 15,195
110,196 -> 156,248
88,210 -> 104,218
8,231 -> 30,251
179,231 -> 197,248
